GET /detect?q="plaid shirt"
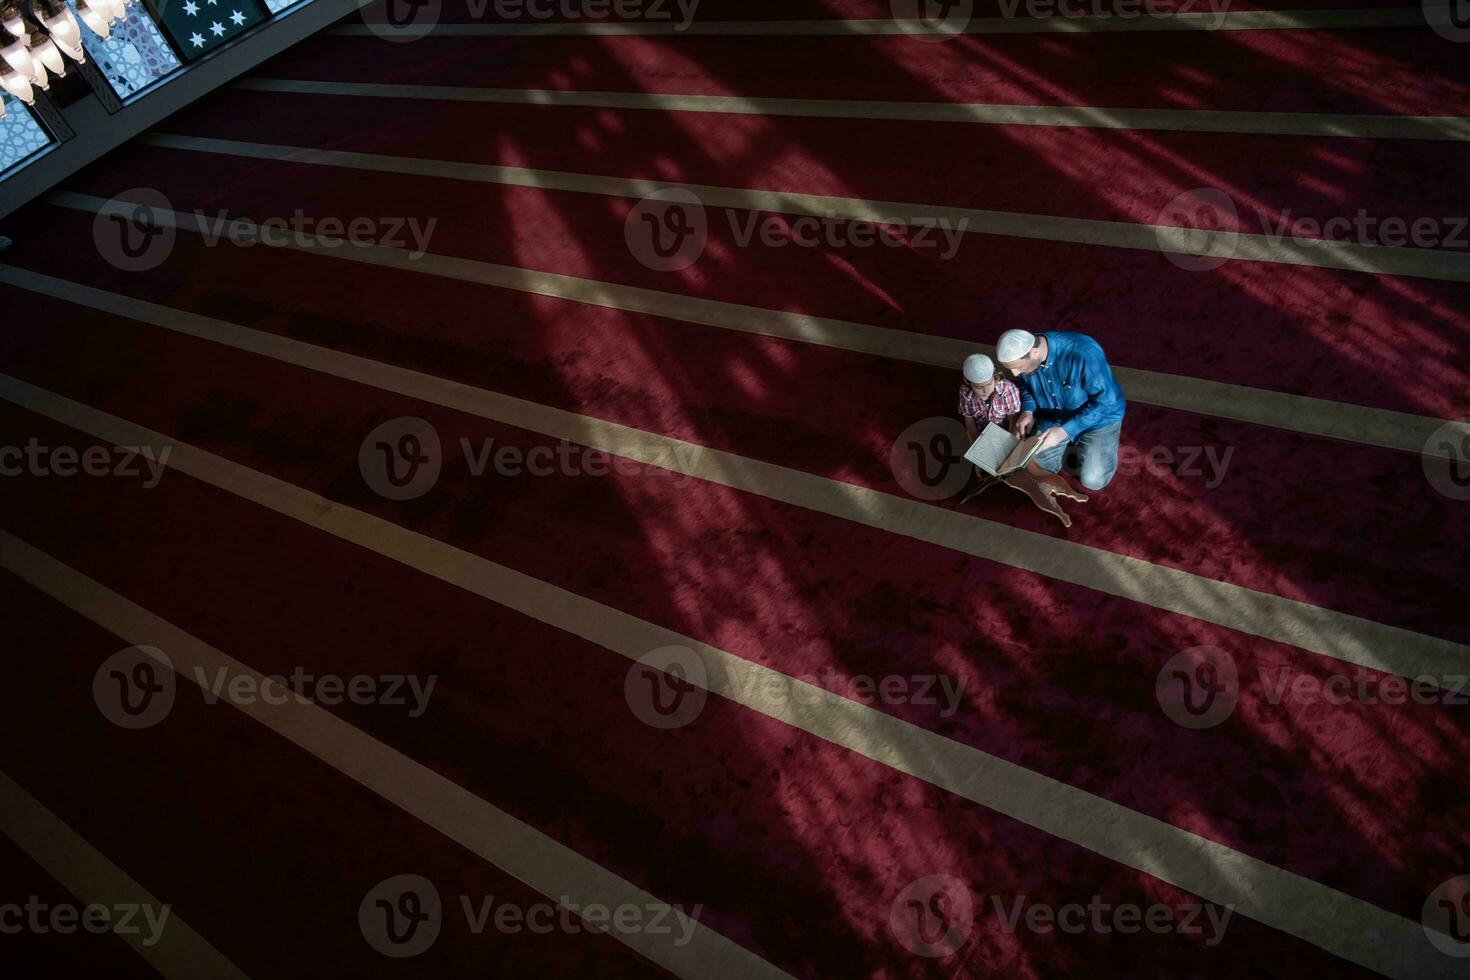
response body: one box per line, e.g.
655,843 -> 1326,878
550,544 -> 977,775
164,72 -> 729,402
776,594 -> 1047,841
958,379 -> 1022,426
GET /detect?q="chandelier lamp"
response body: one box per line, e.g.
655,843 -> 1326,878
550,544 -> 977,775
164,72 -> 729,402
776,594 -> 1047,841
0,0 -> 135,112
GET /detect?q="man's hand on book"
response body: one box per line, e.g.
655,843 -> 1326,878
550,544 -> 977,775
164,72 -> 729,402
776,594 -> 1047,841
1011,411 -> 1035,438
1037,427 -> 1069,451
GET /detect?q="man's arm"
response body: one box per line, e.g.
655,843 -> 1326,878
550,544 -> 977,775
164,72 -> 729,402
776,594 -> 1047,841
1018,381 -> 1036,415
1059,344 -> 1125,441
1010,379 -> 1036,437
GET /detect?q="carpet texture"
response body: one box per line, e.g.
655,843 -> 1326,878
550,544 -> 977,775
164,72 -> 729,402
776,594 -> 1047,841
0,1 -> 1466,977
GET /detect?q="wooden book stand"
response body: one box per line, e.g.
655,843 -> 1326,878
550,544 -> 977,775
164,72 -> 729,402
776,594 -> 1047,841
958,459 -> 1089,527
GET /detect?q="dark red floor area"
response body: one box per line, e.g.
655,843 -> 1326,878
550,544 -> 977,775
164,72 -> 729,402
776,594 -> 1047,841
1,3 -> 1467,978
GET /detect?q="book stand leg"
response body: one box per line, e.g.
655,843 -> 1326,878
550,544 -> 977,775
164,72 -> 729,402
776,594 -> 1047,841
958,470 -> 1002,507
1001,460 -> 1089,528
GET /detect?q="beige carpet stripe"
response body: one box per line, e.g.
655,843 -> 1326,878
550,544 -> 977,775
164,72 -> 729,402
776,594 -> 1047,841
0,389 -> 1455,980
0,280 -> 1464,686
237,78 -> 1470,142
0,769 -> 250,980
0,532 -> 791,980
36,196 -> 1465,459
137,133 -> 1470,283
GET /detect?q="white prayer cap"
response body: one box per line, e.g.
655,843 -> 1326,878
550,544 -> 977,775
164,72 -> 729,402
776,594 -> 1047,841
996,329 -> 1037,364
962,353 -> 994,384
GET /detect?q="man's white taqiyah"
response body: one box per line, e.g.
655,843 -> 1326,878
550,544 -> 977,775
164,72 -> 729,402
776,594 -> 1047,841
996,329 -> 1037,364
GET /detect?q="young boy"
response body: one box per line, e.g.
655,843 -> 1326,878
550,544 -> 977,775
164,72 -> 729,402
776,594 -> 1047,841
957,353 -> 1022,495
957,353 -> 1022,443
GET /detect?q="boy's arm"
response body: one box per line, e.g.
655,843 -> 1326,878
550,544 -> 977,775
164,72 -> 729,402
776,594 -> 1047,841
957,388 -> 979,443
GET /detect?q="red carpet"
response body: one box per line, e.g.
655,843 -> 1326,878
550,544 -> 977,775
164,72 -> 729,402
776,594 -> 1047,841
0,2 -> 1466,977
270,27 -> 1470,116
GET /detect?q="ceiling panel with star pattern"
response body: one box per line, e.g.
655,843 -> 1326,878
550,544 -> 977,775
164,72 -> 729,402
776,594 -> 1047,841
151,0 -> 270,62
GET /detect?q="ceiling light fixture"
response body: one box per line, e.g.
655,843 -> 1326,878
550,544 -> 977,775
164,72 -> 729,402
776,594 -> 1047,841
0,0 -> 115,104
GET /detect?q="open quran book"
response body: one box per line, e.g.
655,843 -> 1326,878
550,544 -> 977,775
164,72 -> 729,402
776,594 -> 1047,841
964,423 -> 1046,478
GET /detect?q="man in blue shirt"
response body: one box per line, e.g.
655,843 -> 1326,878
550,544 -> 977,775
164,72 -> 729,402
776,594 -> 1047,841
995,328 -> 1126,491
